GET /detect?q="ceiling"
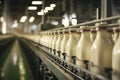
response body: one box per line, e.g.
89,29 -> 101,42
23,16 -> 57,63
0,0 -> 119,25
0,0 -> 62,24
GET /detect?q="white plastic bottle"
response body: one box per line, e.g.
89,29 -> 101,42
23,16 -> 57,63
65,28 -> 78,63
56,30 -> 63,57
90,28 -> 96,42
113,27 -> 119,43
60,29 -> 69,59
91,22 -> 113,77
112,20 -> 120,80
76,26 -> 92,69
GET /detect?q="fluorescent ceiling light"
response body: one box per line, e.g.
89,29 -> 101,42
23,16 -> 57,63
50,4 -> 56,8
20,16 -> 27,22
37,12 -> 44,15
40,9 -> 48,13
45,7 -> 54,11
28,6 -> 37,10
32,1 -> 42,5
44,9 -> 48,13
29,16 -> 35,23
41,9 -> 44,12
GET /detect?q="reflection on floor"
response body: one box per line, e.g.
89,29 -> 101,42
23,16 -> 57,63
0,40 -> 34,80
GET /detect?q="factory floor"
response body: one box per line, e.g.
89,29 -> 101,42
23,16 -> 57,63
0,40 -> 34,80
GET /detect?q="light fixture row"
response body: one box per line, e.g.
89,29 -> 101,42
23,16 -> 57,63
20,16 -> 35,23
28,1 -> 43,10
37,4 -> 56,15
21,1 -> 56,22
32,1 -> 42,5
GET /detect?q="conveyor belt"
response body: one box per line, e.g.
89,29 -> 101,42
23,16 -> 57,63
0,40 -> 34,80
20,38 -> 110,80
20,38 -> 74,80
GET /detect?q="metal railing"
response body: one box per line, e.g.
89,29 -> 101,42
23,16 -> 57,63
41,15 -> 120,32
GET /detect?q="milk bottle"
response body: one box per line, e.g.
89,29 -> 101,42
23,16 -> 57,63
56,30 -> 63,57
90,28 -> 96,42
76,29 -> 81,41
112,20 -> 120,80
107,28 -> 114,46
65,28 -> 78,64
51,31 -> 58,55
113,27 -> 119,43
49,31 -> 53,53
76,26 -> 92,69
60,29 -> 69,59
91,22 -> 113,77
46,32 -> 50,47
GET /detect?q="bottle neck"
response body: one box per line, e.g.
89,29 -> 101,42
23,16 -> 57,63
69,32 -> 77,38
118,31 -> 120,38
81,31 -> 90,38
96,30 -> 108,38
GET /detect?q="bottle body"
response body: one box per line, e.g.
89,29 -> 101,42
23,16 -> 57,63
113,32 -> 119,42
90,32 -> 96,42
56,31 -> 63,57
76,32 -> 91,68
91,30 -> 112,77
49,32 -> 53,52
66,32 -> 78,63
51,32 -> 58,55
112,31 -> 120,80
61,32 -> 69,59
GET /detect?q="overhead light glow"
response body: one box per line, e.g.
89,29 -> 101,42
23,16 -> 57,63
2,21 -> 6,34
40,9 -> 48,13
32,1 -> 42,5
0,17 -> 4,22
37,12 -> 44,15
29,16 -> 35,23
12,20 -> 18,28
50,4 -> 56,8
44,9 -> 48,13
28,6 -> 37,10
71,19 -> 77,25
51,21 -> 59,25
45,7 -> 54,11
41,9 -> 44,12
20,16 -> 27,22
62,13 -> 69,27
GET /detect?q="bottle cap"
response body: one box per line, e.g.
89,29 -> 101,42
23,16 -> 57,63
58,30 -> 63,34
80,26 -> 90,32
53,31 -> 58,34
68,28 -> 77,33
63,29 -> 69,33
113,27 -> 119,32
90,27 -> 96,33
107,28 -> 113,33
77,28 -> 81,33
118,19 -> 120,25
96,22 -> 108,30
